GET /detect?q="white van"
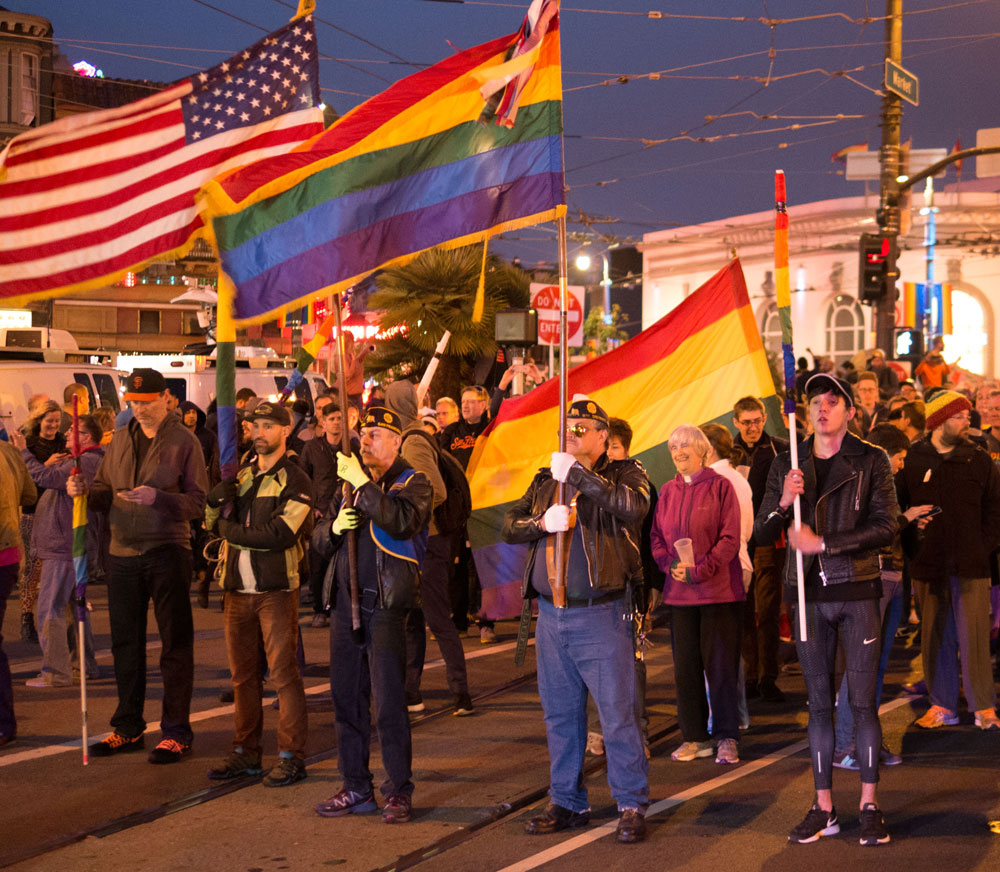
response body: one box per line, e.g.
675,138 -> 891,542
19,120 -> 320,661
0,356 -> 125,435
116,353 -> 330,414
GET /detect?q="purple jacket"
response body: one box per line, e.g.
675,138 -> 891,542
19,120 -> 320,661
651,466 -> 744,606
22,446 -> 105,562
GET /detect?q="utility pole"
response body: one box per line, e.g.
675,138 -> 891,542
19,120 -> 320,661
875,0 -> 903,353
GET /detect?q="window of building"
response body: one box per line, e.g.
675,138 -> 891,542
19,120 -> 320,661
758,301 -> 781,355
20,52 -> 38,126
0,49 -> 39,126
139,310 -> 160,334
825,294 -> 865,364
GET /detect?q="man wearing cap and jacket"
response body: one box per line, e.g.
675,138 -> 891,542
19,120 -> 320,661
204,402 -> 313,786
756,373 -> 899,846
502,398 -> 651,844
897,390 -> 1000,731
68,368 -> 208,764
311,407 -> 432,825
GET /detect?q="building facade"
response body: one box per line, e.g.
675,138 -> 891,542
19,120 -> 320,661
642,189 -> 1000,379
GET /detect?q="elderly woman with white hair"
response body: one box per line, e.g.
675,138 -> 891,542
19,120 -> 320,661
650,424 -> 745,765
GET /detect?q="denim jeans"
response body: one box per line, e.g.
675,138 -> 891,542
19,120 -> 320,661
330,583 -> 412,798
834,579 -> 901,753
36,558 -> 98,683
535,595 -> 649,812
225,589 -> 307,758
107,545 -> 194,742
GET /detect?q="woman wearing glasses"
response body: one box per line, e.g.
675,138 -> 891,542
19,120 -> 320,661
651,424 -> 745,765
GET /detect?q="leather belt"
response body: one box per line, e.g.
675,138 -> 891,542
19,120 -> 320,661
540,592 -> 622,609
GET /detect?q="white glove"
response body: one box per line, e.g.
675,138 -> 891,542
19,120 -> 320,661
337,451 -> 369,489
542,504 -> 570,533
550,451 -> 576,483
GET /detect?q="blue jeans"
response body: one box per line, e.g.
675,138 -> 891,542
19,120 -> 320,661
535,595 -> 649,812
36,558 -> 98,683
834,579 -> 901,753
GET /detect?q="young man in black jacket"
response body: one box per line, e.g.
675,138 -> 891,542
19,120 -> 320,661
755,374 -> 898,847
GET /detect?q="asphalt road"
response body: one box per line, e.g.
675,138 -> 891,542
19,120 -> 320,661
2,584 -> 999,872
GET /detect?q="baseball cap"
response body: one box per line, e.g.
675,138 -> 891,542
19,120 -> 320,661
124,368 -> 167,401
804,373 -> 855,408
247,402 -> 291,426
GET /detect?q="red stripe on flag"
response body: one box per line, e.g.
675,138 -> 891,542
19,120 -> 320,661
1,218 -> 203,298
0,123 -> 324,232
3,105 -> 183,168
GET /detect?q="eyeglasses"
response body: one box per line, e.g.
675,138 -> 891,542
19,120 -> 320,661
565,423 -> 596,437
737,417 -> 764,428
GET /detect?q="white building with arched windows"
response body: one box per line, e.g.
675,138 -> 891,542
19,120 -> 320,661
640,189 -> 1000,379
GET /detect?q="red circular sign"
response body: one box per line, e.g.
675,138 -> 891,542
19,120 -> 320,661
531,285 -> 584,345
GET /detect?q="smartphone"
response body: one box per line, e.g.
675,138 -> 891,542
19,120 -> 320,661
920,506 -> 942,518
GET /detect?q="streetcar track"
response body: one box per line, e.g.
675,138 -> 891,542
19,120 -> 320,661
0,670 -> 542,870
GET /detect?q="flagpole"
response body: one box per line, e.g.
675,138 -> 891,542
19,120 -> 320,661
552,215 -> 569,609
333,294 -> 363,643
774,170 -> 807,642
415,330 -> 451,409
70,395 -> 89,765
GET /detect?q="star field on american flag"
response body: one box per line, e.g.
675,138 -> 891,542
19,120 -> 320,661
181,15 -> 320,144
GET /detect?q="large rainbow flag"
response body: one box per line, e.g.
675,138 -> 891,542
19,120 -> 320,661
199,1 -> 564,326
468,259 -> 779,619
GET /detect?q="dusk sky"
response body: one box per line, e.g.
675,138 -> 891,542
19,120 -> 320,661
22,0 -> 1000,267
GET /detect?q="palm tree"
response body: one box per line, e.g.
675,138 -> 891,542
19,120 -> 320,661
366,244 -> 530,400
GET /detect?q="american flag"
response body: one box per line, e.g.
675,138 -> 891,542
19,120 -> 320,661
0,16 -> 324,305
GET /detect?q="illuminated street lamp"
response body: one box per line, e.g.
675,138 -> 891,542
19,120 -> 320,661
574,252 -> 613,325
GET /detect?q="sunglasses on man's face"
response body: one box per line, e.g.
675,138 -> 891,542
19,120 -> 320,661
565,423 -> 596,437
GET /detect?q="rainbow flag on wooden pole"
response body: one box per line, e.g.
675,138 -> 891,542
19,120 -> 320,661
467,259 -> 778,618
775,170 -> 807,641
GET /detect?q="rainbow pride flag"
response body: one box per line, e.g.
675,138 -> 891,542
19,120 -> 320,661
200,2 -> 564,326
468,259 -> 779,619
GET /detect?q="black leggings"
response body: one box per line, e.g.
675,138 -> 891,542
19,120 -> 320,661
795,599 -> 882,790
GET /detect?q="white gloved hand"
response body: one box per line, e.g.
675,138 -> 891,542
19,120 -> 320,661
331,506 -> 360,536
550,451 -> 576,483
337,451 -> 369,489
542,504 -> 570,533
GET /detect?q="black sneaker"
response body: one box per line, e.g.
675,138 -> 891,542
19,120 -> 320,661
788,804 -> 840,843
207,750 -> 263,780
453,692 -> 475,717
262,755 -> 307,788
381,793 -> 412,823
90,732 -> 144,757
525,802 -> 591,835
148,738 -> 192,764
859,803 -> 890,846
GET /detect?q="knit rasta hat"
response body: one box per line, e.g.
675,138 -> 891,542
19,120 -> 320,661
924,390 -> 971,432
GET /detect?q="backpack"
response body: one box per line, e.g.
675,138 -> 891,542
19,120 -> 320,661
401,429 -> 472,535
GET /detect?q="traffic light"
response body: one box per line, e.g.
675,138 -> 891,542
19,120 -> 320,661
858,232 -> 895,303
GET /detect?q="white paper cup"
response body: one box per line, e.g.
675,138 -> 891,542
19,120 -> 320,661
675,537 -> 694,565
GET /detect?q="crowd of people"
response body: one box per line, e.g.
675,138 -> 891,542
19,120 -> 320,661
1,335 -> 999,849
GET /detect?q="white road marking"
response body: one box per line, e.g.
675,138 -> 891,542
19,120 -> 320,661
497,695 -> 917,872
0,638 -> 528,767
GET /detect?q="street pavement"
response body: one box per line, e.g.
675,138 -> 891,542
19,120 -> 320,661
2,583 -> 999,872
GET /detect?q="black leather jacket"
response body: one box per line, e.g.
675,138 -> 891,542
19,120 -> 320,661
753,431 -> 898,588
502,454 -> 650,598
313,456 -> 432,610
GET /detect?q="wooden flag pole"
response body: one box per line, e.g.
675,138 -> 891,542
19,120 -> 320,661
552,216 -> 570,608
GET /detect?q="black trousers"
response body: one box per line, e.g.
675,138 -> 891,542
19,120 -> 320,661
670,601 -> 743,742
330,585 -> 413,798
107,544 -> 194,742
795,598 -> 882,790
405,534 -> 469,697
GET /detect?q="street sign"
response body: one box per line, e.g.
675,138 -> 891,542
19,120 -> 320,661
845,148 -> 945,181
885,59 -> 919,106
530,282 -> 585,347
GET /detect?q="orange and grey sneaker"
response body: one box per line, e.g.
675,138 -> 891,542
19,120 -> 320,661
974,708 -> 1000,730
90,732 -> 144,757
148,737 -> 192,764
914,705 -> 959,729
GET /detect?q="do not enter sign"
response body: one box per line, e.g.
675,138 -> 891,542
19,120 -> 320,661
530,282 -> 585,347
